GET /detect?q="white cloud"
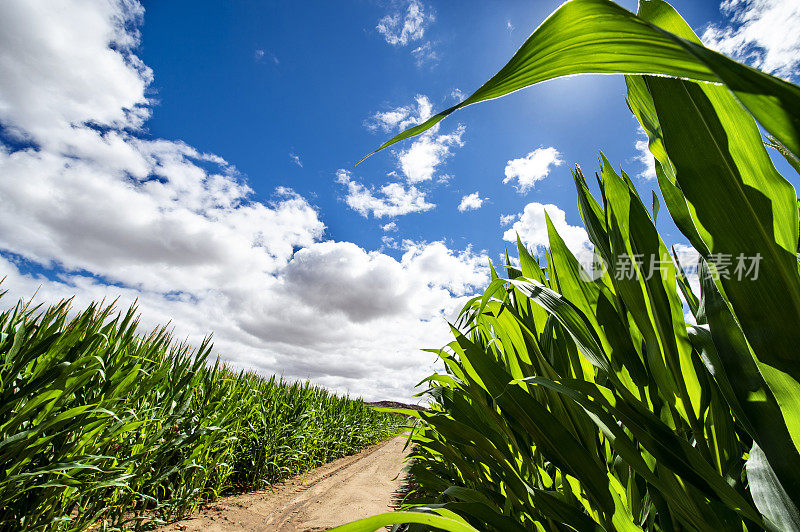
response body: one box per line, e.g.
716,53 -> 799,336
503,202 -> 594,268
673,243 -> 702,321
506,20 -> 515,32
503,147 -> 563,193
376,0 -> 433,47
290,152 -> 303,167
0,0 -> 151,144
411,41 -> 439,66
1,238 -> 489,401
365,95 -> 465,184
673,243 -> 702,296
702,0 -> 800,80
381,221 -> 398,232
381,235 -> 399,249
401,240 -> 489,295
357,95 -> 465,220
450,88 -> 465,102
0,0 -> 488,402
398,125 -> 465,183
500,213 -> 517,226
336,169 -> 435,218
0,146 -> 324,293
364,94 -> 433,133
458,192 -> 486,212
634,127 -> 656,180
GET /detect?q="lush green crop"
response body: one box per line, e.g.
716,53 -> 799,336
0,293 -> 401,531
338,0 -> 800,531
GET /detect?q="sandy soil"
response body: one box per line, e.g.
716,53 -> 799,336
158,436 -> 409,532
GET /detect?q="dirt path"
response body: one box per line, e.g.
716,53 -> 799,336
159,436 -> 408,532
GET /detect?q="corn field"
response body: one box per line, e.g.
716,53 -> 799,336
338,0 -> 800,531
0,294 -> 401,530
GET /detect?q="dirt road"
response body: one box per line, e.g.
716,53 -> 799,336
159,436 -> 408,532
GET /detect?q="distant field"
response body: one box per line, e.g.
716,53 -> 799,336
365,401 -> 427,411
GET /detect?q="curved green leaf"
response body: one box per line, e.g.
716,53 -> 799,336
361,0 -> 800,163
329,510 -> 480,532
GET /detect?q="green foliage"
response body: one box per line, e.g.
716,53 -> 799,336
0,293 -> 401,531
338,0 -> 800,530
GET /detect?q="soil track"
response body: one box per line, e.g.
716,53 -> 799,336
158,436 -> 408,531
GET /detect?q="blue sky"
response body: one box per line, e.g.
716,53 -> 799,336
1,0 -> 798,400
138,0 -> 723,254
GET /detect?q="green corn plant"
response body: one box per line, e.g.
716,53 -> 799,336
336,0 -> 800,530
0,293 -> 401,531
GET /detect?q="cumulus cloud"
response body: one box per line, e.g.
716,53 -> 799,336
382,221 -> 398,232
0,0 -> 151,143
457,192 -> 486,212
364,94 -> 433,133
364,95 -> 464,184
283,240 -> 487,323
634,127 -> 657,180
289,152 -> 303,167
503,202 -> 594,267
352,95 -> 466,219
1,238 -> 489,400
283,242 -> 411,322
500,213 -> 517,226
398,125 -> 465,183
376,0 -> 433,47
336,170 -> 435,218
503,147 -> 563,193
0,0 -> 488,401
702,0 -> 800,80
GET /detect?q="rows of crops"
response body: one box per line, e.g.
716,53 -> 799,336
0,294 -> 401,531
338,0 -> 800,531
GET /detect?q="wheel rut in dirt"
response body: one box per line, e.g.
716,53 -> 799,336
159,436 -> 408,531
